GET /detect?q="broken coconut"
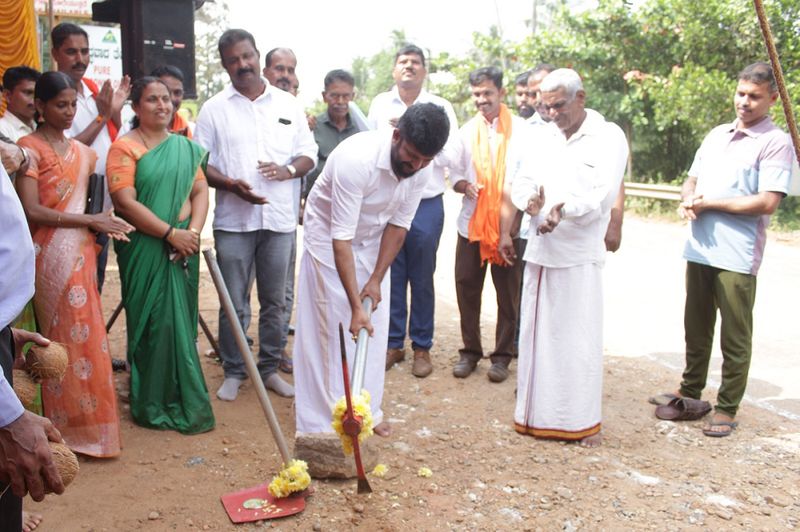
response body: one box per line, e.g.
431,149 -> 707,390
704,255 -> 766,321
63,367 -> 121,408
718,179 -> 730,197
48,441 -> 79,491
12,369 -> 38,411
26,342 -> 69,380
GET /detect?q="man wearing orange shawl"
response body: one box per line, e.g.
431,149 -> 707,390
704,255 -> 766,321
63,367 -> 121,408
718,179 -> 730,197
451,66 -> 529,383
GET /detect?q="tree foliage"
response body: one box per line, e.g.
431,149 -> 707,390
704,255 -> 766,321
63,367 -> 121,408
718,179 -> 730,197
194,0 -> 230,107
353,0 -> 799,224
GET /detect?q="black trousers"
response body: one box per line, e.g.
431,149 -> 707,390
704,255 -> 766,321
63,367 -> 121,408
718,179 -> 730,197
0,326 -> 22,532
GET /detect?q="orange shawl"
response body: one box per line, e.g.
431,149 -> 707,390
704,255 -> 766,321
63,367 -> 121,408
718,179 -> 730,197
468,103 -> 513,265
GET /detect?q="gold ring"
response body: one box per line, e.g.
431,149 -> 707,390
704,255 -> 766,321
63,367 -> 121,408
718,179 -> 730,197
352,334 -> 358,342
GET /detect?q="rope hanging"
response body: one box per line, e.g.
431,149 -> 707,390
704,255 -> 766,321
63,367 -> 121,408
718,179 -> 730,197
752,0 -> 800,166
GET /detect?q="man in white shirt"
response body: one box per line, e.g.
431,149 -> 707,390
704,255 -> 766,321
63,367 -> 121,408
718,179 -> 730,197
0,67 -> 40,142
0,163 -> 64,532
194,29 -> 317,401
50,23 -> 131,293
293,103 -> 450,448
368,44 -> 460,378
450,66 -> 528,384
511,69 -> 628,447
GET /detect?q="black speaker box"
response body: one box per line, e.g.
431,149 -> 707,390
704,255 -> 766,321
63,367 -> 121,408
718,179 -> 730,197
92,0 -> 197,98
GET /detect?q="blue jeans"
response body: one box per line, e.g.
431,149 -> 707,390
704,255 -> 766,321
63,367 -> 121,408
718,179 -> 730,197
388,195 -> 444,351
214,229 -> 293,379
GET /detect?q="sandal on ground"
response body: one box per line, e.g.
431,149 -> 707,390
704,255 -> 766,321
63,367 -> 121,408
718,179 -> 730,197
648,392 -> 679,406
654,397 -> 712,421
702,420 -> 738,438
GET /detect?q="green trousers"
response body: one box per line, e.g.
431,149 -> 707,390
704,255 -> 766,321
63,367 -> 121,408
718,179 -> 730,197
679,261 -> 757,417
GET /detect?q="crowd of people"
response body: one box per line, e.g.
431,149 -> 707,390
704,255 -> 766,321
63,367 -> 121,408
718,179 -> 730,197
0,20 -> 794,532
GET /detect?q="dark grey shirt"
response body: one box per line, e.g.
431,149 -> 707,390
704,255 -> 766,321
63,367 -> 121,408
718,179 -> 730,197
304,111 -> 363,198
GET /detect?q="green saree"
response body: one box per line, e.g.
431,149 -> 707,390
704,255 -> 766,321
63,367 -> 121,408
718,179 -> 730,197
114,134 -> 215,434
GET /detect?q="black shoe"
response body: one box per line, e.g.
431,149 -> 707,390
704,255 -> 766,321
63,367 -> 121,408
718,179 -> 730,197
453,355 -> 478,378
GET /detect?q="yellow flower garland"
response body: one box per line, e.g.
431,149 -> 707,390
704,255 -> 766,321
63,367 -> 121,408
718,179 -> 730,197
331,389 -> 374,455
268,459 -> 311,498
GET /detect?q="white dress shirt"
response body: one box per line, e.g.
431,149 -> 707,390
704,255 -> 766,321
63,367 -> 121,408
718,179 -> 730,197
0,111 -> 34,141
66,80 -> 112,176
0,164 -> 34,427
450,113 -> 531,238
303,130 -> 425,271
195,79 -> 318,233
367,87 -> 460,199
512,109 -> 628,268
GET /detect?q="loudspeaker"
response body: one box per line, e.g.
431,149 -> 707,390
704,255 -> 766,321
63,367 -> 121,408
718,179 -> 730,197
92,0 -> 197,98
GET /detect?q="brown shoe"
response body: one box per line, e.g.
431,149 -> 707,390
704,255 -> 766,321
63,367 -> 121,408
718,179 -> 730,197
453,354 -> 479,378
411,349 -> 433,378
487,362 -> 509,383
385,348 -> 406,371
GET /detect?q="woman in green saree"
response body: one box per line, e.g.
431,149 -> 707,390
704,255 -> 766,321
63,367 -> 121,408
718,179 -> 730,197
107,77 -> 214,434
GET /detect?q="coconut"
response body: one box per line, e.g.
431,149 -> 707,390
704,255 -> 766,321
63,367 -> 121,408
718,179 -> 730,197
26,342 -> 69,381
12,369 -> 38,411
47,442 -> 79,491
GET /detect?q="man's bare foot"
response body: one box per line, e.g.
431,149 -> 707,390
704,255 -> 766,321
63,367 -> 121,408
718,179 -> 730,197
373,421 -> 391,437
702,412 -> 738,437
580,433 -> 603,448
648,390 -> 683,406
22,511 -> 43,532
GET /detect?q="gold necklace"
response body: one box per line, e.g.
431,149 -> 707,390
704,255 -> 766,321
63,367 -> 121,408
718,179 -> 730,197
137,129 -> 168,150
41,130 -> 68,173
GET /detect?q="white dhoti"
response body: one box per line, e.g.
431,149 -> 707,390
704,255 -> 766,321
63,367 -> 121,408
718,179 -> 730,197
514,261 -> 603,440
293,250 -> 389,435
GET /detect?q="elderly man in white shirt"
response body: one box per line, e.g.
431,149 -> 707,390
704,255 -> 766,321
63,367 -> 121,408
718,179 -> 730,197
512,68 -> 628,448
368,44 -> 460,378
194,29 -> 317,401
293,103 -> 450,449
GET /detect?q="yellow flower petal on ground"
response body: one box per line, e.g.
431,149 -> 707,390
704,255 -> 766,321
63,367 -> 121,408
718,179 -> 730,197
372,463 -> 387,477
417,467 -> 433,478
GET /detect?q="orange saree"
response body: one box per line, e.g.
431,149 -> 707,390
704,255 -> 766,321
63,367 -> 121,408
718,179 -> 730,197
17,134 -> 122,458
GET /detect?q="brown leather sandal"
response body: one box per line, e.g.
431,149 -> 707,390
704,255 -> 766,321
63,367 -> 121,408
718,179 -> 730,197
654,397 -> 712,421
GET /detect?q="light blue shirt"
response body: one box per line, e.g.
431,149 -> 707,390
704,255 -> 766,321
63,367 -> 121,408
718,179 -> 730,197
0,164 -> 34,426
683,117 -> 792,275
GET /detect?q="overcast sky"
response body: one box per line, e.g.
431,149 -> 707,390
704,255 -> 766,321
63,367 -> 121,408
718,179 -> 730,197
228,0 -> 539,105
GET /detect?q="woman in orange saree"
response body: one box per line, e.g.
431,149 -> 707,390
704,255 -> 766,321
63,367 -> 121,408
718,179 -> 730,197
16,71 -> 133,457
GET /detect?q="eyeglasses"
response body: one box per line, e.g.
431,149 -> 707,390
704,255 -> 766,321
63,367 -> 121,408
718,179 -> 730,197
326,92 -> 354,101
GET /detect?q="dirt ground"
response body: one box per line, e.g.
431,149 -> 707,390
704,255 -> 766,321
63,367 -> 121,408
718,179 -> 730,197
27,228 -> 800,531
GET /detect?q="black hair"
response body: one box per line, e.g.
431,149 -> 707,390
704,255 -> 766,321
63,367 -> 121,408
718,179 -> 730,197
218,29 -> 258,61
34,71 -> 76,127
531,63 -> 556,77
469,66 -> 503,90
51,22 -> 88,49
514,71 -> 531,86
150,64 -> 185,82
129,76 -> 170,129
34,71 -> 76,103
394,44 -> 426,67
2,66 -> 41,93
323,69 -> 355,90
265,47 -> 296,68
396,102 -> 450,157
738,61 -> 777,93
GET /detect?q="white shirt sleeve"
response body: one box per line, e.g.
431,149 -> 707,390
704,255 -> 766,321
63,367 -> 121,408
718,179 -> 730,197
193,104 -> 217,161
0,364 -> 24,428
330,153 -> 367,241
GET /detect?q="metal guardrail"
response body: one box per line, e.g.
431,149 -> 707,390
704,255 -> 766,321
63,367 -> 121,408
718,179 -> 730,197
624,182 -> 681,201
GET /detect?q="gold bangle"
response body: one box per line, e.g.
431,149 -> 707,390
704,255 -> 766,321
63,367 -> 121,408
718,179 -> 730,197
170,228 -> 176,241
57,214 -> 62,225
188,227 -> 199,235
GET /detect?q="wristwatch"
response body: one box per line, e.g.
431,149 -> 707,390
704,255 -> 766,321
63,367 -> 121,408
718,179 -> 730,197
286,164 -> 297,178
